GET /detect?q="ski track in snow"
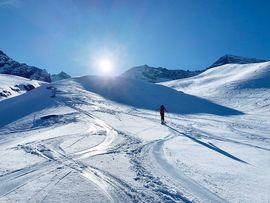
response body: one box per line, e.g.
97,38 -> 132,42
150,132 -> 227,203
0,103 -> 194,202
0,110 -> 126,202
115,124 -> 226,203
1,77 -> 270,202
27,169 -> 72,203
106,109 -> 269,202
0,162 -> 56,198
1,105 -> 268,203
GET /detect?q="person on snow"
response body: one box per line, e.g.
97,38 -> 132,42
158,105 -> 167,124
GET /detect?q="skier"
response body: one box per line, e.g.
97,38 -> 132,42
51,87 -> 56,98
158,105 -> 167,124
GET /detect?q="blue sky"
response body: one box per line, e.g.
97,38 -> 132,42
0,0 -> 270,76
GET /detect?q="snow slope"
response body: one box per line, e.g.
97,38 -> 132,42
71,76 -> 241,116
0,74 -> 43,101
162,61 -> 270,114
0,74 -> 270,202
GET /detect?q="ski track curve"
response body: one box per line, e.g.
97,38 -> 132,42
107,110 -> 228,202
67,106 -> 150,202
0,105 -> 133,202
92,108 -> 228,202
150,132 -> 228,203
62,103 -> 118,159
15,140 -> 132,203
46,103 -> 138,202
111,131 -> 192,203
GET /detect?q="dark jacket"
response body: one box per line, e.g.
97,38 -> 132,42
159,105 -> 167,116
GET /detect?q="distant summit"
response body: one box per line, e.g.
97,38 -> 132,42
122,55 -> 269,83
0,50 -> 70,82
51,71 -> 71,82
121,65 -> 202,83
209,54 -> 268,69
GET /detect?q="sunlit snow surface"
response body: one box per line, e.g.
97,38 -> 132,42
0,62 -> 270,202
0,74 -> 42,101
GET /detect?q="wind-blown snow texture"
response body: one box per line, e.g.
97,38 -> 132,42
0,62 -> 270,203
0,74 -> 43,101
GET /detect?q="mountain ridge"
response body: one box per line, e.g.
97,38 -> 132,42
0,50 -> 70,82
121,65 -> 202,83
208,54 -> 268,69
1,49 -> 268,84
122,55 -> 269,83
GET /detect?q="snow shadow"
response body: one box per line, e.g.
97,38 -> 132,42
166,125 -> 249,164
76,76 -> 243,116
0,85 -> 57,129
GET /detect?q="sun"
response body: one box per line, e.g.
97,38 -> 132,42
98,58 -> 113,74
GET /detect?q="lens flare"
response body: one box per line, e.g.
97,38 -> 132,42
98,58 -> 113,74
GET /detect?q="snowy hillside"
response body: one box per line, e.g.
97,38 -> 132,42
162,61 -> 270,114
208,54 -> 268,69
121,55 -> 268,83
0,74 -> 43,101
121,65 -> 201,83
0,74 -> 270,202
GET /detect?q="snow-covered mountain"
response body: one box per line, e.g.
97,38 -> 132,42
0,50 -> 72,100
121,65 -> 202,83
208,54 -> 268,69
0,74 -> 43,101
51,71 -> 71,82
162,61 -> 270,114
0,50 -> 51,82
121,55 -> 268,83
0,70 -> 270,202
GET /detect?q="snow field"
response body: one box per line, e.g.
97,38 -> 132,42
0,63 -> 270,202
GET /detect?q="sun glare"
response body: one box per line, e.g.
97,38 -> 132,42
98,58 -> 113,74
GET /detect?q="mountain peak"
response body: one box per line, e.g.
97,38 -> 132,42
209,54 -> 268,68
51,71 -> 71,82
121,65 -> 201,83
